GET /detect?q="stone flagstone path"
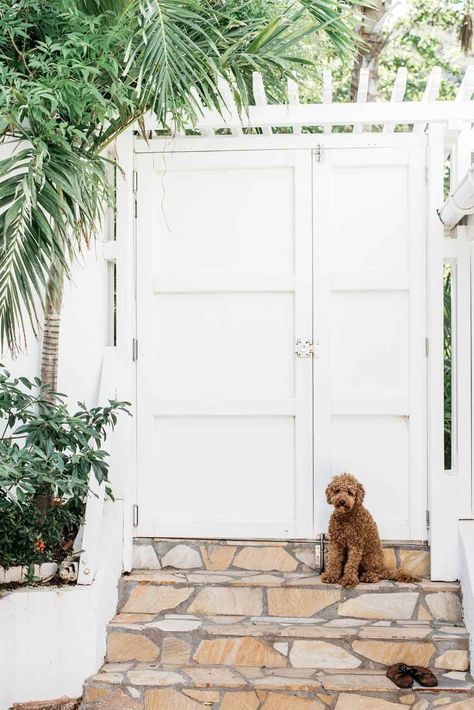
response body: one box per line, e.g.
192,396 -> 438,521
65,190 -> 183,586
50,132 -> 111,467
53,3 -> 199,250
81,539 -> 474,709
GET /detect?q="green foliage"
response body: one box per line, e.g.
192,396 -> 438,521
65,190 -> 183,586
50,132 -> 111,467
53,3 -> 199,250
0,0 -> 356,351
444,265 -> 452,470
0,367 -> 129,568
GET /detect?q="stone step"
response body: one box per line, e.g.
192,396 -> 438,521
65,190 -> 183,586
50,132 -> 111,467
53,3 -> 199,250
81,664 -> 474,709
133,538 -> 431,577
119,571 -> 462,623
107,613 -> 469,672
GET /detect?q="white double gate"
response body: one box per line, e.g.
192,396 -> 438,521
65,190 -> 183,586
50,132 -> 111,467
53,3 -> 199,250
135,139 -> 427,542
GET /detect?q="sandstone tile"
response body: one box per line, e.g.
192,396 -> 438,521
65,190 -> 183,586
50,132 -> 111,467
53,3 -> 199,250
150,619 -> 202,632
432,700 -> 453,706
426,592 -> 462,621
334,693 -> 404,708
274,642 -> 289,655
434,649 -> 469,671
337,593 -> 418,620
443,700 -> 474,709
145,689 -> 202,710
161,544 -> 202,569
417,604 -> 432,621
107,632 -> 159,662
183,690 -> 220,702
234,547 -> 298,572
290,640 -> 361,669
268,589 -> 340,617
188,587 -> 263,616
102,663 -> 133,672
201,545 -> 236,571
412,701 -> 428,710
443,671 -> 467,680
399,693 -> 416,705
383,549 -> 397,569
128,688 -> 141,699
230,540 -> 287,547
324,619 -> 367,627
352,640 -> 435,666
262,693 -> 324,709
321,674 -> 401,692
185,667 -> 246,688
252,616 -> 325,625
113,613 -> 156,624
187,573 -> 234,584
206,622 -> 279,636
221,691 -> 260,710
193,637 -> 287,667
400,550 -> 430,577
278,625 -> 356,640
91,673 -> 124,684
250,676 -> 322,691
128,670 -> 184,686
85,687 -> 115,703
133,544 -> 161,569
295,548 -> 318,569
359,627 -> 431,639
257,690 -> 268,701
161,637 -> 192,665
207,616 -> 247,624
234,574 -> 284,586
86,689 -> 142,710
317,695 -> 334,706
122,586 -> 194,614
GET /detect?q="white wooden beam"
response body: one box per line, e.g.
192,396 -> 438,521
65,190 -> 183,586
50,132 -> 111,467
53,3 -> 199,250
194,101 -> 474,131
353,67 -> 369,134
414,66 -> 442,134
323,70 -> 332,135
383,67 -> 408,133
190,88 -> 214,137
287,78 -> 301,136
253,72 -> 272,136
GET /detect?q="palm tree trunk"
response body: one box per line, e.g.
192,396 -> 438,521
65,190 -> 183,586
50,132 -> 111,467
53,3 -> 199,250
41,263 -> 65,395
350,0 -> 390,102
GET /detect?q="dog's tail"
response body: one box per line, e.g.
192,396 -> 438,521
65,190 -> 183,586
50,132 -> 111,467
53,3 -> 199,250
383,567 -> 420,584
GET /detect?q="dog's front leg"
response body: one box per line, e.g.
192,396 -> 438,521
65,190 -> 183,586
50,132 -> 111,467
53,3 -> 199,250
340,547 -> 362,588
321,542 -> 345,584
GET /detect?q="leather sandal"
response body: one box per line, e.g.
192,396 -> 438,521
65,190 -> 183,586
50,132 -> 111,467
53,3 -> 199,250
410,665 -> 438,687
386,663 -> 415,688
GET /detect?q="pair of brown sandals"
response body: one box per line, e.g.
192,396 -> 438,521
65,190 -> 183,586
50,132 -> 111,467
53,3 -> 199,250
387,663 -> 438,689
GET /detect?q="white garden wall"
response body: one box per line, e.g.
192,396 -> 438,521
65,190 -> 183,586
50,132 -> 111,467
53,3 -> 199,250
0,500 -> 123,709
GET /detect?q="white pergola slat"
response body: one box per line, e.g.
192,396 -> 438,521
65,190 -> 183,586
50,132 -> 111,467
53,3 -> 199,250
140,67 -> 474,136
354,67 -> 370,134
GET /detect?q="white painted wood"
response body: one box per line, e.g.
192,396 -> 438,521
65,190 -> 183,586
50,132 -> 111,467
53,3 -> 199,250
287,78 -> 301,135
217,75 -> 242,136
383,67 -> 407,133
190,88 -> 214,137
136,149 -> 313,539
353,67 -> 369,134
414,67 -> 442,134
323,70 -> 332,135
78,346 -> 118,585
253,72 -> 272,136
313,143 -> 427,540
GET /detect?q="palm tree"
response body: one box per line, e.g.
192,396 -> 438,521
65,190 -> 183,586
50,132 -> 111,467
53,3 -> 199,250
0,0 -> 356,388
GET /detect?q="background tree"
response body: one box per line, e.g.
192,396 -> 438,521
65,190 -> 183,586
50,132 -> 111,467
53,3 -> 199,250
0,0 -> 357,389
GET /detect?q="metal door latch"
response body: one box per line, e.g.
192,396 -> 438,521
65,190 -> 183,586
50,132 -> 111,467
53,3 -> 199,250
295,338 -> 314,358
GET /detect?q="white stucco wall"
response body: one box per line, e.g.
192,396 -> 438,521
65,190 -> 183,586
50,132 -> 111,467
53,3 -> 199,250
459,520 -> 474,672
0,500 -> 123,709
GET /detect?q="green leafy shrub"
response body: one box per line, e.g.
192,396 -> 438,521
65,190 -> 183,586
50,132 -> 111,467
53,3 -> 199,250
0,368 -> 129,569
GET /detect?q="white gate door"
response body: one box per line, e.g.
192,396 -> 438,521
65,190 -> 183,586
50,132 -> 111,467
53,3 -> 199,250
313,144 -> 427,540
136,150 -> 313,539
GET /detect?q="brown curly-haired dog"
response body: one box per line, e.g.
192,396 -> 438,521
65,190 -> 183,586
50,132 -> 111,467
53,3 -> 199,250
321,473 -> 419,588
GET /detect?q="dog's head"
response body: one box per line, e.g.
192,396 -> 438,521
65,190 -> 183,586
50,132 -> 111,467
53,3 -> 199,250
326,473 -> 365,515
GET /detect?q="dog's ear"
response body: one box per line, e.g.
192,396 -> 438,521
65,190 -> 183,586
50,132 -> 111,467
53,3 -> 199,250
325,479 -> 335,504
355,479 -> 365,505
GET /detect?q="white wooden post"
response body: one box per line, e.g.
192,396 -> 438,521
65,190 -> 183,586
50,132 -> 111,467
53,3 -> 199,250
322,70 -> 332,135
287,78 -> 301,136
383,67 -> 407,133
217,76 -> 243,136
252,73 -> 271,136
353,67 -> 369,134
414,67 -> 441,134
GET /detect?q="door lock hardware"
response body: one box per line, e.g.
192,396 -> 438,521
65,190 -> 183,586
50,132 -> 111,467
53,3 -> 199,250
295,338 -> 315,358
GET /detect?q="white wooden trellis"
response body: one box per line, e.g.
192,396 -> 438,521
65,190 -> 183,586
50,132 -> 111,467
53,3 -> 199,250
76,65 -> 474,581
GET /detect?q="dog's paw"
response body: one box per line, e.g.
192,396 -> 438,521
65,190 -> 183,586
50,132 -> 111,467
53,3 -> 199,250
340,575 -> 359,588
321,572 -> 340,584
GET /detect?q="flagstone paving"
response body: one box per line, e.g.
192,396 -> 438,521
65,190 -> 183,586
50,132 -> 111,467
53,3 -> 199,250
81,540 -> 473,708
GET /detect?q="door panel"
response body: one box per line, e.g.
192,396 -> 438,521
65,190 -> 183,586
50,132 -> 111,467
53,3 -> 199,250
313,146 -> 427,540
136,150 -> 313,538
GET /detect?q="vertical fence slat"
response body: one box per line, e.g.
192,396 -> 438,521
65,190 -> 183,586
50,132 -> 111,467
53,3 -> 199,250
383,67 -> 408,133
414,67 -> 442,134
253,72 -> 272,136
323,69 -> 333,135
287,78 -> 301,135
353,67 -> 369,134
217,76 -> 243,136
190,88 -> 214,137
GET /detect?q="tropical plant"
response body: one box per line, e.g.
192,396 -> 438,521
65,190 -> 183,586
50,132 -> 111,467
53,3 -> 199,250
0,0 -> 357,386
0,367 -> 129,568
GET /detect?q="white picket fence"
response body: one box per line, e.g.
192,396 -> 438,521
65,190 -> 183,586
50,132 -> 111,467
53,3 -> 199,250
139,65 -> 474,136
